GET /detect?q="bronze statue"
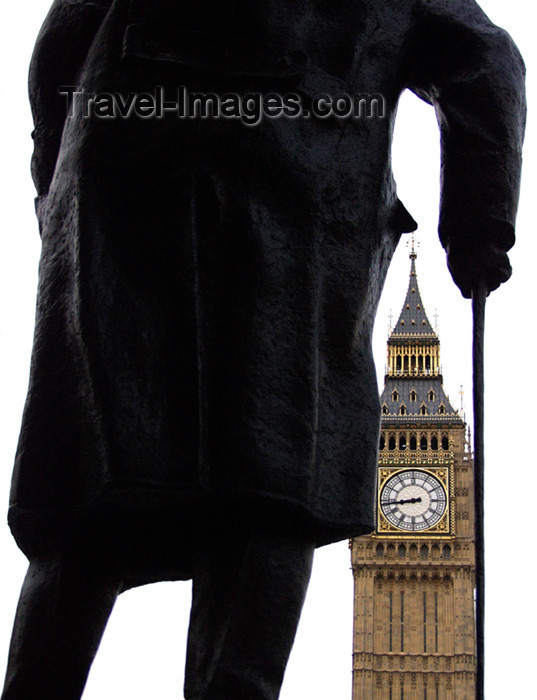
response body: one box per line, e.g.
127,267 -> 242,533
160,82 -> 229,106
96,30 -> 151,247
3,1 -> 525,698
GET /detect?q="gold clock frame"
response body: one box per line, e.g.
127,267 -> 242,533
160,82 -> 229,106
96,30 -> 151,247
376,464 -> 454,538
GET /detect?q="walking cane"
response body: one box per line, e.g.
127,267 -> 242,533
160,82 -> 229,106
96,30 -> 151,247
472,282 -> 487,700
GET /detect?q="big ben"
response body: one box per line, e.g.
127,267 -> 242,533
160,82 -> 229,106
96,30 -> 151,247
351,247 -> 476,699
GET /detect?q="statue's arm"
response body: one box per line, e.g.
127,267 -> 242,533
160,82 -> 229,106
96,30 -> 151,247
406,0 -> 526,298
29,0 -> 112,197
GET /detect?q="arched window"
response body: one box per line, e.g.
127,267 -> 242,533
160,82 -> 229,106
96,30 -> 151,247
396,355 -> 402,371
398,544 -> 406,559
420,434 -> 428,450
409,434 -> 417,451
404,355 -> 409,371
399,434 -> 407,450
420,404 -> 428,415
410,390 -> 417,402
438,404 -> 446,415
382,404 -> 389,415
431,434 -> 438,451
399,404 -> 407,416
428,390 -> 436,402
441,434 -> 449,450
425,356 -> 431,371
389,434 -> 396,451
379,434 -> 386,450
420,545 -> 428,560
442,545 -> 451,560
392,389 -> 399,402
376,544 -> 384,558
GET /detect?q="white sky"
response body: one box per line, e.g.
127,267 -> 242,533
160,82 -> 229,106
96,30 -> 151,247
0,1 -> 534,698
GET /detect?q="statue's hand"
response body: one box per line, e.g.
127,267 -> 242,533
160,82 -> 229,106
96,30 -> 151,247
446,240 -> 512,299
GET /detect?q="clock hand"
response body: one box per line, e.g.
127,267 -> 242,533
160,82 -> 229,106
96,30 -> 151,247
382,497 -> 423,506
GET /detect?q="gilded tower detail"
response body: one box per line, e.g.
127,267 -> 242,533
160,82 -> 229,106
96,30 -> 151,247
351,249 -> 476,699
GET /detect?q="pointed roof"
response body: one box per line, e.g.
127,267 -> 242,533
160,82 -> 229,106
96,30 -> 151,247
390,248 -> 436,340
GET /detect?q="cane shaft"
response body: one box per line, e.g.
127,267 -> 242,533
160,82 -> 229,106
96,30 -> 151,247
472,285 -> 486,700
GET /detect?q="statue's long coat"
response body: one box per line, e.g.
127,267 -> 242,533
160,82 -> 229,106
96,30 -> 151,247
10,0 -> 524,577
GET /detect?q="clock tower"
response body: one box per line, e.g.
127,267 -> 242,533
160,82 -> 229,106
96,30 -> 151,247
350,248 -> 476,699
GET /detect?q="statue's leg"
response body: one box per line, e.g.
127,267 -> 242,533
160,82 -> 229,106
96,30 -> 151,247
1,555 -> 121,700
184,527 -> 315,700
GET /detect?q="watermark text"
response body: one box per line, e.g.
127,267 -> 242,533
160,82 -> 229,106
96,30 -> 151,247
59,86 -> 385,126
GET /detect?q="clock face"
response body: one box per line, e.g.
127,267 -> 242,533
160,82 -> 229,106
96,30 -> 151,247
379,469 -> 447,532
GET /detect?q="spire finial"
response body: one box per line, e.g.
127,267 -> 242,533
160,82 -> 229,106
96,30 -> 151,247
408,234 -> 418,261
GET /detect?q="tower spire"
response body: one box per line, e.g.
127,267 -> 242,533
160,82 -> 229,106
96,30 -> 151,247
390,244 -> 436,340
385,245 -> 444,382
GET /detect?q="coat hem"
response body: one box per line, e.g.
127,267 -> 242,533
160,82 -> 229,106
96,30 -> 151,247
8,484 -> 374,577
